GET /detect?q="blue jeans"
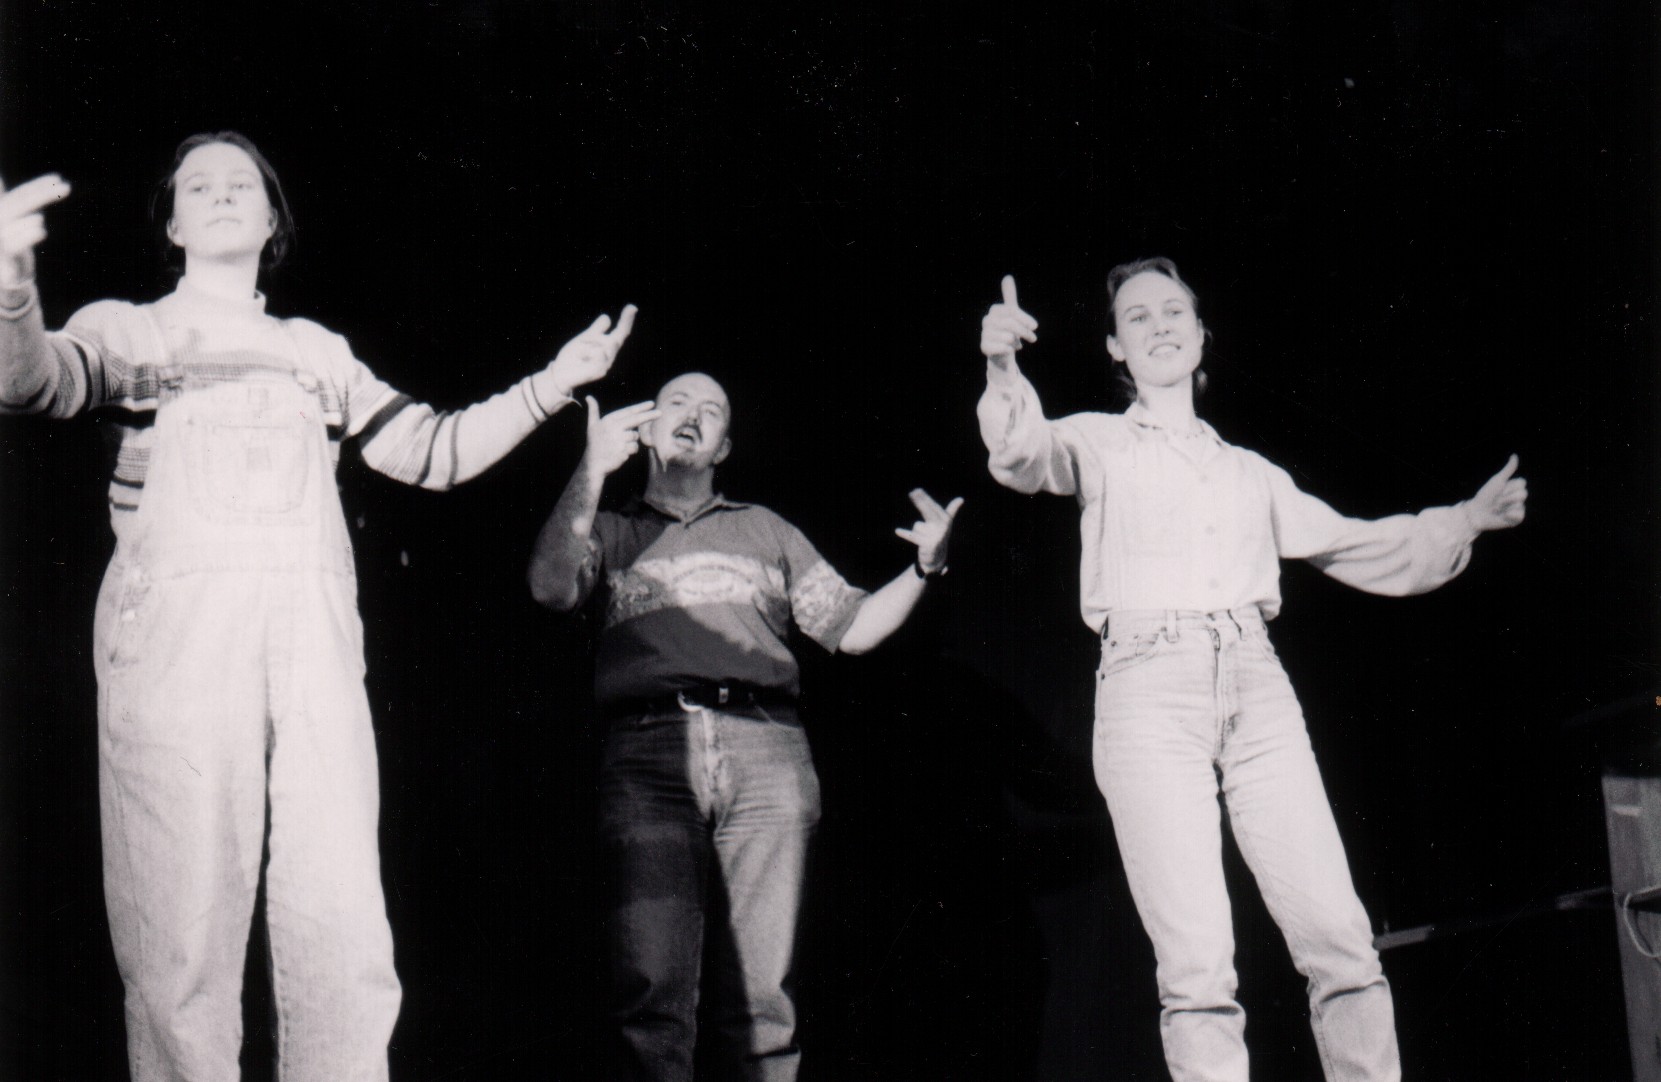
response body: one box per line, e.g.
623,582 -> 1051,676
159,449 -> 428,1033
1092,609 -> 1399,1082
598,698 -> 820,1082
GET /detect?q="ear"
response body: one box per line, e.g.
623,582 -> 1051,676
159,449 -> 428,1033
713,436 -> 732,466
1106,333 -> 1126,363
639,423 -> 657,449
266,209 -> 278,237
166,218 -> 181,247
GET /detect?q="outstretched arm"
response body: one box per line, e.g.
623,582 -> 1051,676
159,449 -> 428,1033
0,173 -> 79,412
527,397 -> 661,611
1273,455 -> 1528,596
353,305 -> 638,490
839,489 -> 963,655
975,275 -> 1082,496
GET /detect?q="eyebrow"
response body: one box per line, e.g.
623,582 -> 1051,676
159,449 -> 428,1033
177,169 -> 259,185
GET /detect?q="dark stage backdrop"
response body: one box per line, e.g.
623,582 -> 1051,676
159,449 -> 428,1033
2,3 -> 1656,1079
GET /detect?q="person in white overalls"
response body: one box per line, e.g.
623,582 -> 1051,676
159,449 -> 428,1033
0,133 -> 636,1081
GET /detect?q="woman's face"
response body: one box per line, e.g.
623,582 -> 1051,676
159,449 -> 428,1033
167,142 -> 276,263
1107,270 -> 1205,392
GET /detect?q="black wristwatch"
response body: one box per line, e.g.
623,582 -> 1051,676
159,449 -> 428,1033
914,555 -> 947,581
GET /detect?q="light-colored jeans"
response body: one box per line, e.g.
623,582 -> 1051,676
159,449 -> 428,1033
598,699 -> 820,1082
1092,608 -> 1399,1082
93,369 -> 401,1081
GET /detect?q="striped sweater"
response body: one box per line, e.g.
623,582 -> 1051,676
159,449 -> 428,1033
0,277 -> 565,541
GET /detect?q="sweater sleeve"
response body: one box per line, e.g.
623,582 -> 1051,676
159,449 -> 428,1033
1266,461 -> 1479,596
301,320 -> 571,491
0,285 -> 138,418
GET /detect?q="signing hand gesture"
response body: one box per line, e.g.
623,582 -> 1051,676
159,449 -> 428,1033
0,174 -> 72,290
581,398 -> 661,480
896,489 -> 965,575
1464,454 -> 1528,532
980,274 -> 1038,370
543,304 -> 639,401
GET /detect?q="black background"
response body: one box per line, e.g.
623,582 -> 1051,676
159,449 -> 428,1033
2,2 -> 1657,1079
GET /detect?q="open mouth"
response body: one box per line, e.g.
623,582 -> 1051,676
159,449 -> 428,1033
672,422 -> 701,447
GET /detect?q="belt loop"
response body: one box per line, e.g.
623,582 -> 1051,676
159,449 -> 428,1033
1227,608 -> 1244,639
717,684 -> 730,705
1163,609 -> 1179,643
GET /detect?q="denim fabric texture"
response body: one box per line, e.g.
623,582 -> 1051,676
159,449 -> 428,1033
598,699 -> 820,1082
1093,609 -> 1400,1082
93,360 -> 400,1081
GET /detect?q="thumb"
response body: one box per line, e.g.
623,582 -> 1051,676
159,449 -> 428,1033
585,395 -> 600,426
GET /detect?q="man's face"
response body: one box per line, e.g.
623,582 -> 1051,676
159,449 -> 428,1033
643,372 -> 731,469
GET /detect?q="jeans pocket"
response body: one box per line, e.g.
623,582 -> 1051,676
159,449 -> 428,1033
1098,629 -> 1165,680
1245,624 -> 1280,664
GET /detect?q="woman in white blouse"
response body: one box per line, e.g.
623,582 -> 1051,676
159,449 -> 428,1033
977,259 -> 1525,1082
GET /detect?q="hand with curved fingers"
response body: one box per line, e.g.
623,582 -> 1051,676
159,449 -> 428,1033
545,304 -> 639,400
895,488 -> 965,575
0,174 -> 72,290
581,397 -> 661,480
1464,454 -> 1528,532
980,274 -> 1038,370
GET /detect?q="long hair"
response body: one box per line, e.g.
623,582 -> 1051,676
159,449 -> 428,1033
1105,256 -> 1210,403
151,131 -> 296,273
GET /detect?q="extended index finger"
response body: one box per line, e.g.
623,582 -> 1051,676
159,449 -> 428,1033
605,399 -> 659,420
1000,275 -> 1018,307
909,487 -> 948,521
1,174 -> 71,217
609,304 -> 638,340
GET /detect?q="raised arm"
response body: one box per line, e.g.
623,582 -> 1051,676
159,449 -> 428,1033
0,173 -> 82,413
527,397 -> 661,611
838,489 -> 962,655
974,275 -> 1080,496
352,305 -> 638,490
1270,455 -> 1527,596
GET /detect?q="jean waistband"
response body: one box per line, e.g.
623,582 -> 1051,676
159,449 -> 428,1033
1101,606 -> 1265,641
599,683 -> 797,721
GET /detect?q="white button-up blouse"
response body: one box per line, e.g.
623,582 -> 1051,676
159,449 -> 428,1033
978,360 -> 1479,634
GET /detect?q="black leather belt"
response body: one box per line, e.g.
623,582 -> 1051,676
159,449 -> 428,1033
600,682 -> 796,719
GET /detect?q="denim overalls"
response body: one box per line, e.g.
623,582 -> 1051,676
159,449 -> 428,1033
92,309 -> 401,1081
